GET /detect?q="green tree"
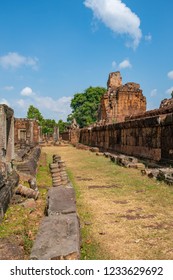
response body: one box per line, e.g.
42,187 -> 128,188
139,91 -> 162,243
58,119 -> 68,134
68,86 -> 106,127
27,105 -> 58,135
27,105 -> 43,124
42,119 -> 57,134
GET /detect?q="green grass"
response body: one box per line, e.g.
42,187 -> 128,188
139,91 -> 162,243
67,168 -> 109,259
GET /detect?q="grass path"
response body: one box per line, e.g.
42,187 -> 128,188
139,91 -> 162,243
43,145 -> 173,260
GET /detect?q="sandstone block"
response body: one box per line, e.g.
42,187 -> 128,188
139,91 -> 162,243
30,214 -> 80,260
47,186 -> 76,215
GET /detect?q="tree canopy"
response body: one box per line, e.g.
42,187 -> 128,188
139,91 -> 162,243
27,105 -> 43,123
68,86 -> 106,127
57,119 -> 69,134
27,105 -> 60,134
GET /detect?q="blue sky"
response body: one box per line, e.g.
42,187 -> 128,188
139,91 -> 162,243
0,0 -> 173,121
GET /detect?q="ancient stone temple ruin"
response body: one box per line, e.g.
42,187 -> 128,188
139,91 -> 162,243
63,71 -> 173,163
98,71 -> 146,123
14,118 -> 41,147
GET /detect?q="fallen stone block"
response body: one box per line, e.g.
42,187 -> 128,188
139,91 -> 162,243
46,185 -> 76,215
96,152 -> 104,156
15,184 -> 39,200
30,214 -> 80,260
104,152 -> 111,158
133,163 -> 145,170
110,155 -> 118,163
90,147 -> 99,153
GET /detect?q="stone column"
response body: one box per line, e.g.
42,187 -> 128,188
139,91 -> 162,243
6,115 -> 14,162
30,120 -> 34,144
0,106 -> 7,162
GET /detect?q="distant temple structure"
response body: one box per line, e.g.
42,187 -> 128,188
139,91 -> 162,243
98,71 -> 146,123
14,118 -> 41,147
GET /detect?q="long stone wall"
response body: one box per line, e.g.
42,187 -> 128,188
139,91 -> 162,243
79,108 -> 173,162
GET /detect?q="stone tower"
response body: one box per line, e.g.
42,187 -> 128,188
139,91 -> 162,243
107,71 -> 122,89
98,71 -> 146,123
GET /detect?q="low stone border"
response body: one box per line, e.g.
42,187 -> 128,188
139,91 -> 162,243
141,168 -> 173,185
30,155 -> 80,260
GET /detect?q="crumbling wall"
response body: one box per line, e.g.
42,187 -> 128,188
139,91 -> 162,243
98,71 -> 146,123
0,105 -> 19,220
15,146 -> 41,179
0,170 -> 19,221
69,129 -> 80,145
60,131 -> 69,141
14,118 -> 40,147
79,108 -> 173,162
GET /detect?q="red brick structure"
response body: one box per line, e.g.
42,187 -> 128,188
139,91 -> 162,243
14,118 -> 41,147
98,71 -> 146,123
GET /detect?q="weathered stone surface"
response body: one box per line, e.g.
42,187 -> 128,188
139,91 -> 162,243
0,172 -> 6,189
142,167 -> 173,185
0,170 -> 19,220
28,177 -> 38,191
30,214 -> 80,260
0,104 -> 14,164
160,98 -> 173,109
46,185 -> 76,216
79,109 -> 173,162
15,184 -> 39,200
14,118 -> 41,147
15,146 -> 41,177
49,155 -> 69,187
90,147 -> 99,153
98,71 -> 146,124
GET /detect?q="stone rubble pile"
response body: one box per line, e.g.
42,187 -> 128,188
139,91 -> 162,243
15,146 -> 41,178
142,168 -> 173,185
102,152 -> 145,169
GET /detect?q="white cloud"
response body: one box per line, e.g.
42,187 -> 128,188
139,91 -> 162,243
34,96 -> 72,118
166,86 -> 173,95
3,86 -> 14,91
150,89 -> 157,97
0,52 -> 38,70
168,70 -> 173,80
17,99 -> 26,107
119,59 -> 132,69
21,87 -> 35,96
84,0 -> 142,48
112,59 -> 132,70
16,88 -> 72,120
145,33 -> 152,42
112,61 -> 117,68
0,98 -> 10,106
